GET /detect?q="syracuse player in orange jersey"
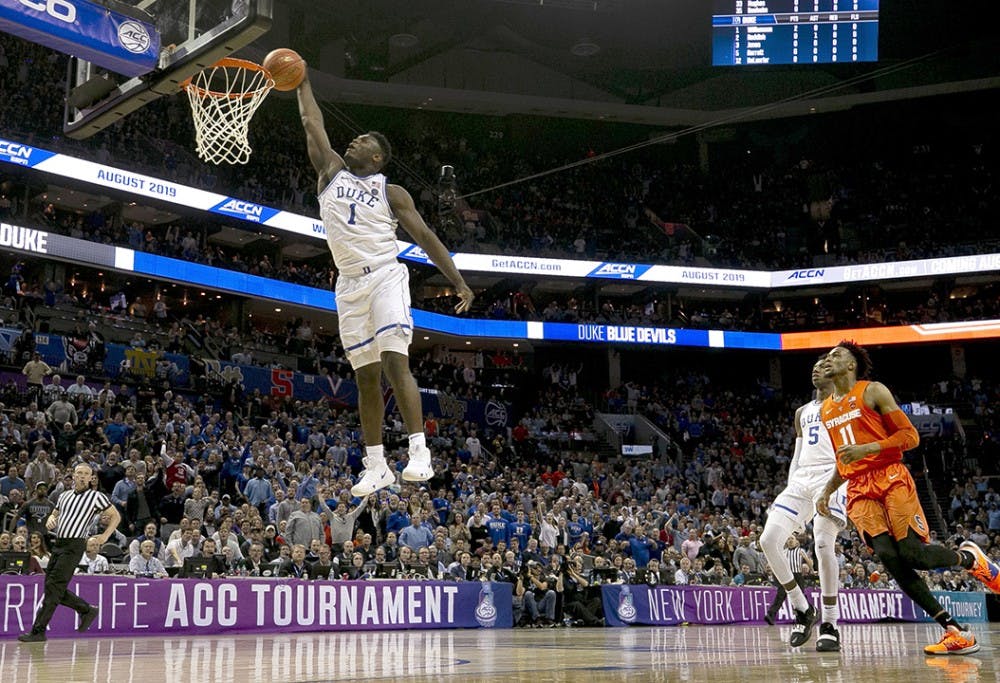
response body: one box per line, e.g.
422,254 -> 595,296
816,341 -> 1000,656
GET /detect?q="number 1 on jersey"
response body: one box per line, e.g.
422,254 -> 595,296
838,423 -> 856,445
347,203 -> 357,225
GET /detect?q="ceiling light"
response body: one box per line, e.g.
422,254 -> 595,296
388,33 -> 419,48
571,39 -> 600,57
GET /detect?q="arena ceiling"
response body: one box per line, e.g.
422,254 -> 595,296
252,0 -> 999,125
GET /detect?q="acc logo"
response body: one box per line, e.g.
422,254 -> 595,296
786,269 -> 826,280
0,141 -> 34,166
118,20 -> 151,53
914,514 -> 926,533
399,244 -> 432,263
485,400 -> 508,427
19,0 -> 75,23
616,585 -> 637,623
589,263 -> 651,280
474,583 -> 498,628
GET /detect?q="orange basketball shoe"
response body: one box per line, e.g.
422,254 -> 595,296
959,540 -> 1000,593
924,627 -> 980,656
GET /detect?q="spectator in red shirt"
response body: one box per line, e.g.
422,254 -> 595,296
512,422 -> 528,443
160,444 -> 191,490
423,413 -> 438,438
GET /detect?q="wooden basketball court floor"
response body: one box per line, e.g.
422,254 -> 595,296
1,623 -> 996,683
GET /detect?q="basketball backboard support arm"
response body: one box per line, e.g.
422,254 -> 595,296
64,0 -> 273,140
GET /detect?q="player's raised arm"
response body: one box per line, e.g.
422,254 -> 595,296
387,184 -> 474,314
296,70 -> 344,187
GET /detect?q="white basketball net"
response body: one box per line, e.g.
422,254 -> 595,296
182,59 -> 274,165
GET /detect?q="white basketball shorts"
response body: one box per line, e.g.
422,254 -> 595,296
335,262 -> 413,369
769,475 -> 849,532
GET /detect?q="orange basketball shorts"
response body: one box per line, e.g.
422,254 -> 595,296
845,461 -> 930,545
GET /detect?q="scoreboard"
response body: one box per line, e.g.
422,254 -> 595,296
712,0 -> 879,66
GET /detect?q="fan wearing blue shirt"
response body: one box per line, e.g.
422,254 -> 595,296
386,501 -> 411,535
432,493 -> 451,527
509,511 -> 533,551
567,514 -> 585,548
398,512 -> 435,551
103,416 -> 130,448
627,528 -> 659,569
486,511 -> 511,549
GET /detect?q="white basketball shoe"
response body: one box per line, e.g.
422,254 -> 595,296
350,455 -> 395,497
402,444 -> 434,482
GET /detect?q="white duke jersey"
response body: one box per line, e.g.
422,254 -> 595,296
790,400 -> 837,486
318,169 -> 398,276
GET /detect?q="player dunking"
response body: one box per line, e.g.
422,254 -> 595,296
297,70 -> 474,497
816,341 -> 1000,655
760,359 -> 846,651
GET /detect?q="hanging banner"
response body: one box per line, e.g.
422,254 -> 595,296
0,0 -> 160,77
601,584 -> 987,627
31,332 -> 70,368
202,361 -> 511,430
202,360 -> 358,406
104,342 -> 190,384
0,576 -> 512,639
419,389 -> 511,430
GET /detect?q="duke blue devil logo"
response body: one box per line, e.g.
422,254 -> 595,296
616,585 -> 637,623
475,582 -> 498,627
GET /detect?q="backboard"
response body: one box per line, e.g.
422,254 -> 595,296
63,0 -> 273,140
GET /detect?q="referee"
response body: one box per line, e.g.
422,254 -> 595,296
18,463 -> 121,642
765,534 -> 813,625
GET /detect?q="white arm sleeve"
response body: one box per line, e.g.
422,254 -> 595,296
787,436 -> 803,480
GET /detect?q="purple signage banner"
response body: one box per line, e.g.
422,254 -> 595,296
601,585 -> 987,627
0,577 -> 512,639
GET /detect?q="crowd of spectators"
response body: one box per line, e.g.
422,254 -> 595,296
4,33 -> 1000,350
3,32 -> 999,274
2,32 -> 1000,630
0,341 -> 996,627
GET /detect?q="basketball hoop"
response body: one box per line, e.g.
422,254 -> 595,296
181,58 -> 274,165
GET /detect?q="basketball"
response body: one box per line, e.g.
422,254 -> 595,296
263,48 -> 305,91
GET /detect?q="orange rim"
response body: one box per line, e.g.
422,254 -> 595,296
180,57 -> 273,100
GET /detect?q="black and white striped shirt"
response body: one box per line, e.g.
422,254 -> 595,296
55,488 -> 112,539
785,546 -> 808,576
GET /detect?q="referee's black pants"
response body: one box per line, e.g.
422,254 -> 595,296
30,538 -> 91,635
768,571 -> 806,619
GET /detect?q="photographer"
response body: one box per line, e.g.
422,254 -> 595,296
562,555 -> 603,626
495,553 -> 527,626
524,559 -> 558,626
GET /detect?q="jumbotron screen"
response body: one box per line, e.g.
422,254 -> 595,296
712,0 -> 879,66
